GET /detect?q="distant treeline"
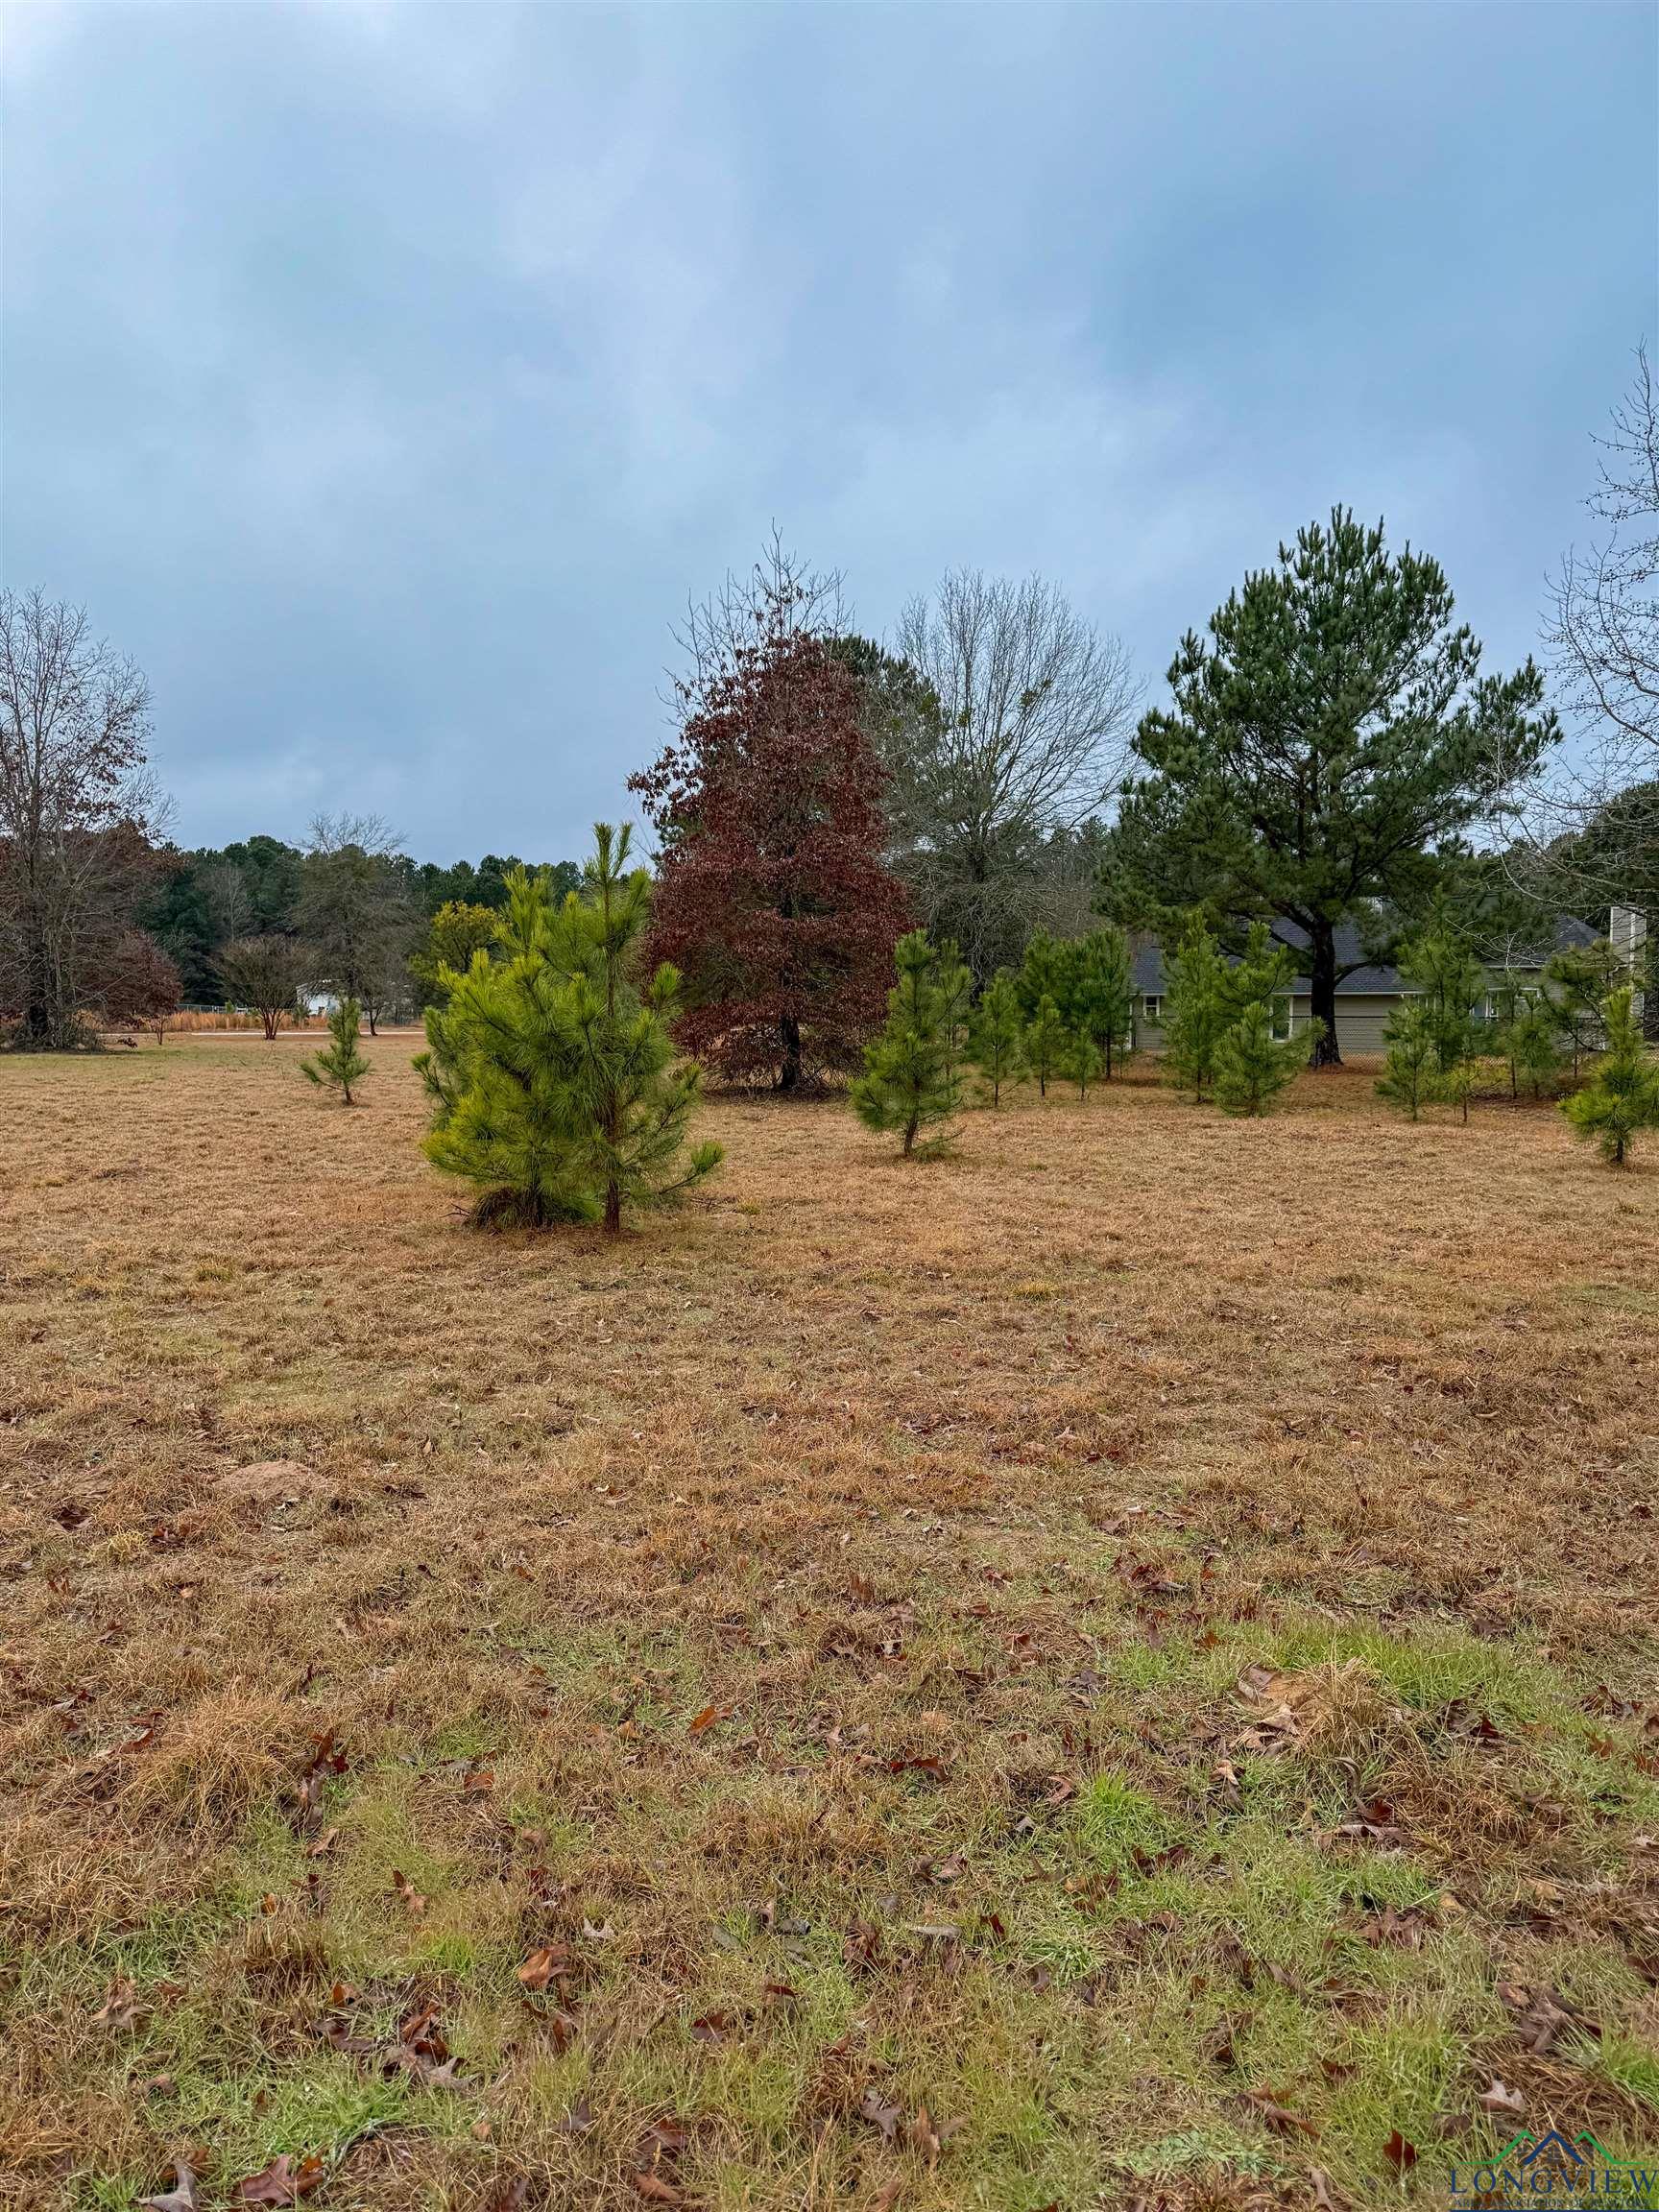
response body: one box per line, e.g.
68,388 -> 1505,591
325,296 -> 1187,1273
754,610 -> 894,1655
142,833 -> 580,1007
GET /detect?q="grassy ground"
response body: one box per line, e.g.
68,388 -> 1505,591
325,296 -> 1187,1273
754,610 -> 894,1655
2,1033 -> 1656,2212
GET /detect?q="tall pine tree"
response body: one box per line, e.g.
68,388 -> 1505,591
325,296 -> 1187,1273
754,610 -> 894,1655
1099,509 -> 1558,1065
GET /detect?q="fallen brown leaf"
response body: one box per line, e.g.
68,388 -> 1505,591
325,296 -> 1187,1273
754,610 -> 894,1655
137,2164 -> 200,2212
859,2087 -> 902,2144
1244,2088 -> 1315,2137
233,2152 -> 326,2205
390,1867 -> 426,1917
92,1976 -> 144,2031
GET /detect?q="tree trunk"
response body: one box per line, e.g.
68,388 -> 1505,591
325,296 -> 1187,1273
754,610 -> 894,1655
604,1180 -> 622,1235
778,1014 -> 802,1092
1307,923 -> 1341,1067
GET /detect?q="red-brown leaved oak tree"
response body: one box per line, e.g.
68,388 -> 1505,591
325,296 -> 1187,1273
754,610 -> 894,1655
630,593 -> 909,1093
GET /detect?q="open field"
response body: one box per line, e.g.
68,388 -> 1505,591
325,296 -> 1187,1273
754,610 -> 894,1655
2,1036 -> 1656,2212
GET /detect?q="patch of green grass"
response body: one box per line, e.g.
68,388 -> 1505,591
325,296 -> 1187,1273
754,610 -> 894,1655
1582,2032 -> 1659,2121
1078,1774 -> 1182,1871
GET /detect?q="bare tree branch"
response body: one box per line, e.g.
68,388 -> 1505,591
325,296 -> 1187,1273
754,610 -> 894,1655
0,589 -> 168,1046
886,570 -> 1141,974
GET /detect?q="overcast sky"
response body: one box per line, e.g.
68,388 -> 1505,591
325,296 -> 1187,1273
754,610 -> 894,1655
4,2 -> 1653,863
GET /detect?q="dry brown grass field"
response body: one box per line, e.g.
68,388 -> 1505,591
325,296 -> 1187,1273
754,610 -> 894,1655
2,1036 -> 1656,2212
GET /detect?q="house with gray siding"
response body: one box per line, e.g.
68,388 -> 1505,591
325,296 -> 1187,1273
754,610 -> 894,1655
1130,915 -> 1601,1058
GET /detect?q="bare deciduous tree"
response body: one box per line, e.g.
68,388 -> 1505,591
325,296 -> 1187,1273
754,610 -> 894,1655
669,529 -> 848,693
1494,353 -> 1659,1030
888,570 -> 1141,976
0,589 -> 168,1047
218,933 -> 310,1040
1550,346 -> 1659,779
299,812 -> 417,1034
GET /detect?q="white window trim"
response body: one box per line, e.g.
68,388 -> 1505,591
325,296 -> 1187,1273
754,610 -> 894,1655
1142,993 -> 1163,1023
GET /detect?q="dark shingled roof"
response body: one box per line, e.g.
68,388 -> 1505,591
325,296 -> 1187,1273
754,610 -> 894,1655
1131,914 -> 1598,997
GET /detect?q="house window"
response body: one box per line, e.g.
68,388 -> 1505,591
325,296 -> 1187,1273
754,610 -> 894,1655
1270,994 -> 1293,1043
1142,994 -> 1163,1023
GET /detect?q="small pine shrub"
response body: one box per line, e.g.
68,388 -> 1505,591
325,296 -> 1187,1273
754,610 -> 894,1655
1562,987 -> 1659,1166
301,998 -> 369,1105
417,824 -> 721,1231
851,930 -> 965,1156
1162,912 -> 1227,1103
1064,1025 -> 1102,1099
1215,1000 -> 1315,1117
1022,995 -> 1069,1098
1507,997 -> 1565,1099
970,971 -> 1025,1106
1376,998 -> 1436,1120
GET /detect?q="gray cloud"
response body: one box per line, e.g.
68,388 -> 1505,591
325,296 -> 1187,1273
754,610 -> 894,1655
4,1 -> 1653,858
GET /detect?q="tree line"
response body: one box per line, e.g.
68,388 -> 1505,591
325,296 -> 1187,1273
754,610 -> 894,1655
5,349 -> 1655,1196
146,824 -> 581,1035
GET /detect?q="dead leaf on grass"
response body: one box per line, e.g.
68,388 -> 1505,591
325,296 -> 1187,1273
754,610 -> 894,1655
1479,2079 -> 1526,2115
517,1944 -> 574,1992
1498,1982 -> 1599,2055
1244,2088 -> 1315,2137
92,1976 -> 145,2030
390,1867 -> 426,1917
481,2180 -> 530,2212
1382,2130 -> 1419,2172
844,1920 -> 883,1973
233,2152 -> 325,2205
860,2088 -> 903,2143
137,2163 -> 200,2212
1358,1903 -> 1432,1949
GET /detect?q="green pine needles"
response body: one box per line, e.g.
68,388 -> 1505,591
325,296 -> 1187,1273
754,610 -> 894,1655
1161,913 -> 1228,1103
1022,994 -> 1069,1098
852,929 -> 970,1155
1376,998 -> 1437,1120
1214,924 -> 1318,1117
1398,917 -> 1485,1076
1563,987 -> 1659,1166
1214,998 -> 1312,1117
416,822 -> 722,1232
1016,926 -> 1136,1091
301,998 -> 369,1105
969,972 -> 1025,1106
